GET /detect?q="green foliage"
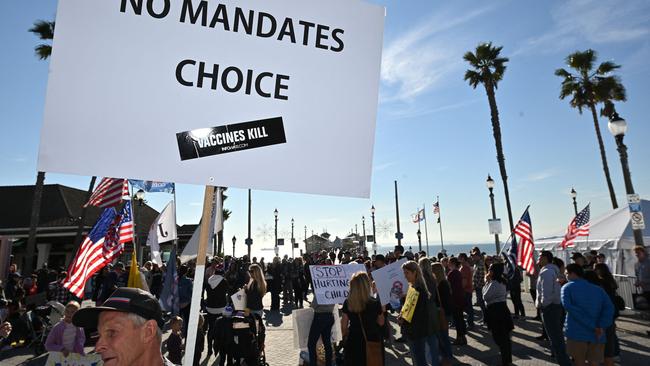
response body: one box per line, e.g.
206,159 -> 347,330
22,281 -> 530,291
463,42 -> 509,89
554,49 -> 626,114
29,20 -> 55,60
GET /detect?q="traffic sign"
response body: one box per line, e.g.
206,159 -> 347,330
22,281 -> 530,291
631,212 -> 645,230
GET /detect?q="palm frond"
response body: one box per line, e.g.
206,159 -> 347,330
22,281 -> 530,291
567,49 -> 596,74
29,20 -> 55,40
34,44 -> 52,60
464,70 -> 482,89
595,61 -> 620,76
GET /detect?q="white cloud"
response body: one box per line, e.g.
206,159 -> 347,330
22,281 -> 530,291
380,6 -> 496,103
374,161 -> 397,171
525,169 -> 559,182
514,0 -> 650,56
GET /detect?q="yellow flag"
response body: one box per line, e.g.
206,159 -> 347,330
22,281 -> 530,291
400,286 -> 420,323
127,251 -> 143,289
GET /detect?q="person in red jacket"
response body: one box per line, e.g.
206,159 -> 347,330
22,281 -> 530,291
447,257 -> 467,345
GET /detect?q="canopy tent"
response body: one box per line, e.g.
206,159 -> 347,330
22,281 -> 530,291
535,199 -> 649,276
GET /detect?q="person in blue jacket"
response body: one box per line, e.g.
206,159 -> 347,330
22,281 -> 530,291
561,263 -> 614,366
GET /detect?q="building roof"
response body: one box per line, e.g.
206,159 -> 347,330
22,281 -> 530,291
0,184 -> 159,238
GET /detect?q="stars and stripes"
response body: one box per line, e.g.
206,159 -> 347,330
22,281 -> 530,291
63,201 -> 133,298
514,208 -> 536,275
411,209 -> 425,223
433,200 -> 441,223
560,204 -> 590,249
84,177 -> 128,208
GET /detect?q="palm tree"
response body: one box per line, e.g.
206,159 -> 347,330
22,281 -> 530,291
555,49 -> 626,209
464,42 -> 515,235
215,187 -> 231,255
23,20 -> 56,274
26,20 -> 98,273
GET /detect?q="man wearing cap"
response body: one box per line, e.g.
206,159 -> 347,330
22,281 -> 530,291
73,287 -> 174,366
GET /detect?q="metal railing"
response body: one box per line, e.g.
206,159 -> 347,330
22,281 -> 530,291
613,274 -> 640,310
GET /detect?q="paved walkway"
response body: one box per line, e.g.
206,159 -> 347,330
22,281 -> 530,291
2,291 -> 650,365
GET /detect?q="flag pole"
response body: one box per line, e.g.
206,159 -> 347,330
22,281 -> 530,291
437,196 -> 445,254
423,204 -> 430,256
127,181 -> 140,266
417,207 -> 422,252
184,185 -> 215,366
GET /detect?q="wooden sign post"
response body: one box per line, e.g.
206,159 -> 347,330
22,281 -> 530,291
184,186 -> 215,366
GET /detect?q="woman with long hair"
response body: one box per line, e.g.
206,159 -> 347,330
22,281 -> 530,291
483,263 -> 514,366
246,264 -> 267,317
402,260 -> 439,366
595,262 -> 620,366
341,271 -> 384,366
432,262 -> 453,366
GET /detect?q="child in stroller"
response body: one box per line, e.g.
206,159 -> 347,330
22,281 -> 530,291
214,311 -> 267,366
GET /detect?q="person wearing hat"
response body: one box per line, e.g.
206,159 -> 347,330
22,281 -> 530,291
73,287 -> 174,366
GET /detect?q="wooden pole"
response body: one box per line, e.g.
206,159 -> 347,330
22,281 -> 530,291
184,185 -> 215,366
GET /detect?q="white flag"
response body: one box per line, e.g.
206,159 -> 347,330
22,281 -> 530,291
146,200 -> 177,266
214,187 -> 224,234
180,191 -> 219,263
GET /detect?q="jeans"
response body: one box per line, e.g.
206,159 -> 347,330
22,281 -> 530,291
475,287 -> 486,321
409,334 -> 439,366
510,286 -> 525,317
464,292 -> 475,327
541,304 -> 571,366
308,312 -> 334,366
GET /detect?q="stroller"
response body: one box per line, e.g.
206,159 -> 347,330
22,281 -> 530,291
215,312 -> 268,366
28,300 -> 65,354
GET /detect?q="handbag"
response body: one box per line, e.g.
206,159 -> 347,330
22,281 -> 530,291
434,283 -> 448,331
358,313 -> 383,366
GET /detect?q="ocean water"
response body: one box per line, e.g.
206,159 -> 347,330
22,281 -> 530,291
373,243 -> 498,257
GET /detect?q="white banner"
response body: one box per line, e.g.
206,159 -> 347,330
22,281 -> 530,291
146,200 -> 177,265
38,0 -> 385,198
292,307 -> 342,351
45,352 -> 103,366
309,263 -> 365,305
372,258 -> 408,308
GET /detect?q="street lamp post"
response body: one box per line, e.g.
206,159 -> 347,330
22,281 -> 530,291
486,175 -> 501,253
362,216 -> 366,254
571,188 -> 578,216
291,218 -> 295,258
608,113 -> 645,246
246,189 -> 253,259
371,205 -> 377,255
274,209 -> 279,256
417,229 -> 422,252
232,236 -> 236,257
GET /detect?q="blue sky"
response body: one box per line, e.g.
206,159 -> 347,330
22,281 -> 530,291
1,0 -> 649,257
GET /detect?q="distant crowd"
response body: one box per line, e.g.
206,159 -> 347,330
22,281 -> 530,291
1,244 -> 650,366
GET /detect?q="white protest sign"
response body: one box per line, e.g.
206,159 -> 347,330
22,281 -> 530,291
372,258 -> 408,308
310,263 -> 366,304
292,307 -> 342,350
45,352 -> 103,366
38,0 -> 385,198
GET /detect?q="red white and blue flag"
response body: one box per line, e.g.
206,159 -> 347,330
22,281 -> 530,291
412,209 -> 425,223
84,177 -> 128,208
559,204 -> 590,249
64,201 -> 134,298
504,208 -> 536,277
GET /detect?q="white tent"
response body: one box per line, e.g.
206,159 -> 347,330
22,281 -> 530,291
535,199 -> 649,276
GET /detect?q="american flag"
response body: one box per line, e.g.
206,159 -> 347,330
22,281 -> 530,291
433,200 -> 440,223
560,204 -> 590,249
64,201 -> 134,298
514,208 -> 536,275
84,177 -> 128,208
411,209 -> 425,223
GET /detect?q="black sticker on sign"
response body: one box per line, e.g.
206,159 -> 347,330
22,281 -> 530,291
176,117 -> 286,160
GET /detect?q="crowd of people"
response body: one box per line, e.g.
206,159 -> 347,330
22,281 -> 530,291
0,244 -> 649,366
